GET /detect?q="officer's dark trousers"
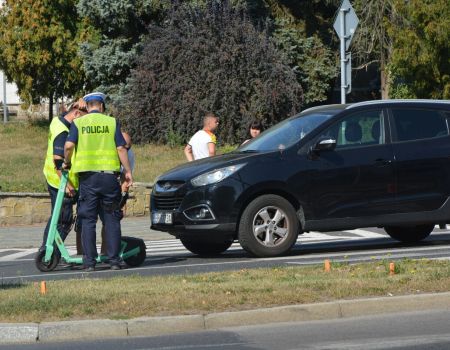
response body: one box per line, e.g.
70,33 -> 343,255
78,172 -> 122,267
41,183 -> 73,250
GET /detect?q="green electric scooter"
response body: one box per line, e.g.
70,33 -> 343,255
35,169 -> 146,272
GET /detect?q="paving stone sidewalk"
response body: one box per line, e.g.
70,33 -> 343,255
0,216 -> 172,249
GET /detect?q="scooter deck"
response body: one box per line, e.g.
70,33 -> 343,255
63,241 -> 141,265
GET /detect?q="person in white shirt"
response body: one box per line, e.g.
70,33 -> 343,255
184,113 -> 219,161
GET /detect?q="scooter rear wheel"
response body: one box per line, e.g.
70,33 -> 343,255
35,249 -> 60,272
121,237 -> 146,267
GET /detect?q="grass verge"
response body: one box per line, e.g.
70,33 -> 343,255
1,259 -> 449,323
0,121 -> 236,192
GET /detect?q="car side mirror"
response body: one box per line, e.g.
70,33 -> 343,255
313,138 -> 337,152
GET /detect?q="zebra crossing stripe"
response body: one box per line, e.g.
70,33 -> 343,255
345,229 -> 386,238
1,229 -> 447,262
0,249 -> 37,262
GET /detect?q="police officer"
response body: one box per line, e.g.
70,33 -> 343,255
40,99 -> 87,252
63,92 -> 132,271
100,131 -> 135,255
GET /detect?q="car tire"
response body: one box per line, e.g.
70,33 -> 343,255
384,224 -> 434,243
180,239 -> 233,256
238,194 -> 299,257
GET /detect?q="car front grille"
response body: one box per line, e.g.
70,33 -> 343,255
153,195 -> 183,211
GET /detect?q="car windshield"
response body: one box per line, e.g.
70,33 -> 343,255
239,112 -> 334,152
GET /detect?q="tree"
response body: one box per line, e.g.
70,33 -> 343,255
77,0 -> 166,100
79,0 -> 339,112
387,0 -> 450,99
351,0 -> 395,99
273,21 -> 337,105
0,0 -> 86,120
241,0 -> 339,106
120,1 -> 303,144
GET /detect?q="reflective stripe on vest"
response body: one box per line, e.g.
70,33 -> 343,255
71,113 -> 120,173
43,118 -> 79,189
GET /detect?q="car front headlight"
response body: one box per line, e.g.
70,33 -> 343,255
191,164 -> 246,187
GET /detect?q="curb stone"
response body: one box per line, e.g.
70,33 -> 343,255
339,292 -> 450,317
127,315 -> 205,337
1,292 -> 450,344
38,319 -> 128,342
0,323 -> 38,343
204,302 -> 341,329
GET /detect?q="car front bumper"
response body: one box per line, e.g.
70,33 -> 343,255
150,178 -> 242,241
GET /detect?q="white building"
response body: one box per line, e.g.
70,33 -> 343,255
0,1 -> 23,120
0,71 -> 20,104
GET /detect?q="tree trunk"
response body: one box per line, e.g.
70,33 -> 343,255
380,59 -> 389,99
48,94 -> 53,121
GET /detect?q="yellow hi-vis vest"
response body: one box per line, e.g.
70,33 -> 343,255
71,113 -> 121,173
43,117 -> 79,189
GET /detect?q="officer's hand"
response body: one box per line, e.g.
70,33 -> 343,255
121,181 -> 129,193
124,171 -> 133,189
62,161 -> 71,170
65,184 -> 76,197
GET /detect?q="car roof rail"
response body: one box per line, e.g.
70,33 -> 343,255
347,99 -> 450,109
301,104 -> 347,114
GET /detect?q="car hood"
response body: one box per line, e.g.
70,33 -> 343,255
157,152 -> 261,181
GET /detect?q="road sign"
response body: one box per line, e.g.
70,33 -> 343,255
333,0 -> 359,103
333,0 -> 359,51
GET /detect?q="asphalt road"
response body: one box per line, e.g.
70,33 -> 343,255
1,227 -> 450,283
1,309 -> 450,349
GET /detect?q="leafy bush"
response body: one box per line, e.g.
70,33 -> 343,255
119,0 -> 303,144
77,0 -> 167,98
273,21 -> 338,106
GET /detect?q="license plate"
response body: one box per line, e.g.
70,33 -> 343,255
152,212 -> 173,225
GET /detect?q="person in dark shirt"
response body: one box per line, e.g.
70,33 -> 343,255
40,99 -> 87,252
241,119 -> 264,146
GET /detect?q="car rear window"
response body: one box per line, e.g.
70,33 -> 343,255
391,108 -> 449,142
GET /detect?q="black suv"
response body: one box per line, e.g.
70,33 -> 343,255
151,100 -> 450,257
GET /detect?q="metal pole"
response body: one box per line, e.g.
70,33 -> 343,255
340,8 -> 347,104
2,71 -> 7,123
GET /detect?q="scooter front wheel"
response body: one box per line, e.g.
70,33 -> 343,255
35,249 -> 60,272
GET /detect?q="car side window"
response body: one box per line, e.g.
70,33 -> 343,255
318,109 -> 385,149
391,108 -> 449,142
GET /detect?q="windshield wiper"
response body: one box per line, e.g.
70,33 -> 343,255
238,149 -> 259,153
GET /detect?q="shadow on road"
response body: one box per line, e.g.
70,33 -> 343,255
186,233 -> 450,261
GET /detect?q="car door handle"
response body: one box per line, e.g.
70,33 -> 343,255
374,158 -> 392,166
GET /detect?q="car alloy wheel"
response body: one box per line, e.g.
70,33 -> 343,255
252,206 -> 290,247
239,194 -> 299,257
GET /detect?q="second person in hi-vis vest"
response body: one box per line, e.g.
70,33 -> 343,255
41,99 -> 87,253
63,92 -> 133,271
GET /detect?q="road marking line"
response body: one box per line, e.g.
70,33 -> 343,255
0,249 -> 37,262
286,252 -> 450,265
134,342 -> 248,350
2,249 -> 450,280
1,229 -> 449,262
343,229 -> 386,238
